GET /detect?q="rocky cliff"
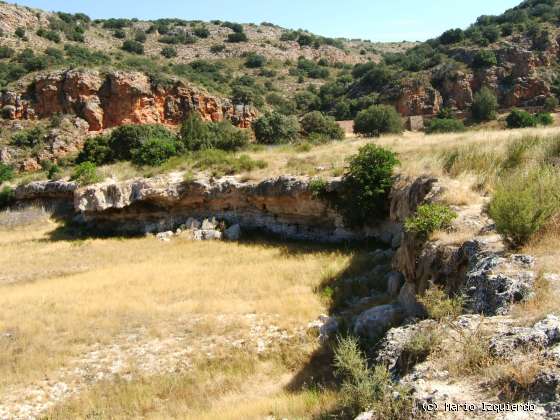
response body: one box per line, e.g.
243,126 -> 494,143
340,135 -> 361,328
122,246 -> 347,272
393,40 -> 557,117
0,69 -> 256,131
14,173 -> 433,243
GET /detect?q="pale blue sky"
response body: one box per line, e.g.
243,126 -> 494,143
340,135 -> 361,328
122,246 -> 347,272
9,0 -> 521,42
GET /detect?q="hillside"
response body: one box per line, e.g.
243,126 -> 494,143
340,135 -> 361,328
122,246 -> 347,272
314,0 -> 560,119
0,1 -> 411,95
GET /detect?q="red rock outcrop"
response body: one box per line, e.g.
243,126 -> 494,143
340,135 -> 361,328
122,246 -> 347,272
395,78 -> 443,117
1,69 -> 256,131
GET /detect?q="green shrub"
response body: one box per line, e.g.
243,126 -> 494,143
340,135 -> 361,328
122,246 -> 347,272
207,120 -> 250,151
472,50 -> 498,68
0,46 -> 15,59
471,87 -> 498,121
180,113 -> 212,151
121,40 -> 144,54
489,165 -> 560,246
253,112 -> 300,144
353,105 -> 403,137
426,117 -> 465,134
440,28 -> 464,44
64,44 -> 110,66
159,32 -> 196,45
295,91 -> 320,112
301,111 -> 344,140
334,336 -> 412,418
180,114 -> 249,151
134,31 -> 147,43
482,25 -> 501,43
37,28 -> 61,43
113,29 -> 126,39
15,27 -> 26,39
47,164 -> 61,180
71,162 -> 101,186
309,178 -> 328,198
222,22 -> 244,33
0,163 -> 14,183
210,44 -> 226,53
109,124 -> 175,161
336,144 -> 399,226
0,186 -> 15,209
102,18 -> 131,29
536,112 -> 554,126
244,52 -> 266,68
404,203 -> 457,238
506,108 -> 537,128
10,127 -> 45,148
161,46 -> 177,58
132,137 -> 177,166
193,26 -> 210,38
419,287 -> 464,321
544,97 -> 558,112
227,32 -> 248,43
78,135 -> 113,165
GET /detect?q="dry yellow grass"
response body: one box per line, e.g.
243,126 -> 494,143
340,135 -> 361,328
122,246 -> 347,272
0,216 -> 359,418
242,126 -> 560,181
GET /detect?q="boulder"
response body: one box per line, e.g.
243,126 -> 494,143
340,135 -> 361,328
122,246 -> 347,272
224,224 -> 241,241
156,231 -> 174,242
463,254 -> 535,316
386,272 -> 404,297
201,218 -> 217,230
307,314 -> 338,342
354,304 -> 405,340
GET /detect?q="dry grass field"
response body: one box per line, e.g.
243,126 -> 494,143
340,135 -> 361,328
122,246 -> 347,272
0,213 -> 362,418
4,126 -> 560,418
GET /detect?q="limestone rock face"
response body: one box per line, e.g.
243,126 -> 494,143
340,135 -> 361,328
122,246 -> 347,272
72,174 -> 356,242
490,315 -> 560,358
375,319 -> 437,376
0,69 -> 257,131
462,253 -> 536,315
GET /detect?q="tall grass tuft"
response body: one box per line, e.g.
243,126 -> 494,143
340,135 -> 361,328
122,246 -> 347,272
334,336 -> 412,418
489,164 -> 560,247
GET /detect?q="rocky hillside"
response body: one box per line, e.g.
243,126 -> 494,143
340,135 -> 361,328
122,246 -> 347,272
315,0 -> 560,120
0,1 -> 410,102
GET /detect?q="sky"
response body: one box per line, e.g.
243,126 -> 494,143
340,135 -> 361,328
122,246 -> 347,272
9,0 -> 522,42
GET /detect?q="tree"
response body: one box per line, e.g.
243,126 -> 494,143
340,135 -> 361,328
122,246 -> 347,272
244,53 -> 266,68
440,28 -> 464,45
338,144 -> 400,226
472,50 -> 497,68
253,112 -> 300,144
132,138 -> 177,166
161,46 -> 177,58
544,96 -> 558,112
122,40 -> 144,54
301,111 -> 344,140
471,87 -> 498,121
180,113 -> 211,151
227,32 -> 247,43
353,105 -> 403,137
506,108 -> 537,128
